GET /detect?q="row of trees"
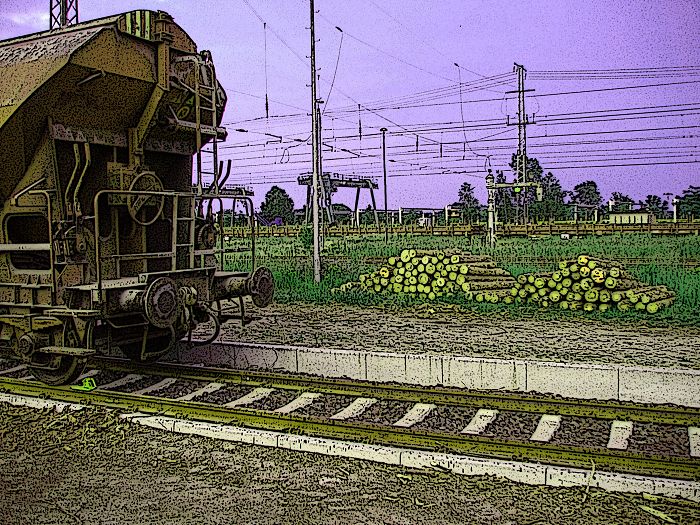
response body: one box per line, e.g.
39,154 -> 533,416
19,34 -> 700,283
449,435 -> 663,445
451,155 -> 700,223
254,167 -> 700,226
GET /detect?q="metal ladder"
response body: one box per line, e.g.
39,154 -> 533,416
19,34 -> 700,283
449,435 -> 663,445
193,54 -> 220,195
172,193 -> 196,270
173,52 -> 222,195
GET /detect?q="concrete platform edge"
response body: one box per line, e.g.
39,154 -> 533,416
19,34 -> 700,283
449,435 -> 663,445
175,342 -> 700,408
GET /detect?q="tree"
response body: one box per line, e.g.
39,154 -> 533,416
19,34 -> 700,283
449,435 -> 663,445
331,203 -> 352,225
400,210 -> 421,225
609,192 -> 635,213
677,186 -> 700,219
571,181 -> 602,208
260,186 -> 294,225
359,204 -> 377,225
494,170 -> 515,224
509,154 -> 544,183
509,154 -> 544,223
529,172 -> 568,222
641,195 -> 669,218
455,182 -> 481,223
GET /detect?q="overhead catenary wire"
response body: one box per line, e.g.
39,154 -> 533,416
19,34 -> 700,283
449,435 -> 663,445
211,157 -> 700,188
240,0 -> 308,66
218,103 -> 700,153
223,10 -> 699,202
363,0 -> 499,84
263,22 -> 269,119
231,8 -> 696,119
322,26 -> 344,114
318,12 -> 465,85
238,0 -> 505,165
215,119 -> 700,156
225,78 -> 700,126
213,142 -> 698,176
214,142 -> 700,166
225,100 -> 700,140
216,155 -> 698,183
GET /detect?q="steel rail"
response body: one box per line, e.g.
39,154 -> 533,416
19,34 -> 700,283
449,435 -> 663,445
89,357 -> 700,426
0,376 -> 698,480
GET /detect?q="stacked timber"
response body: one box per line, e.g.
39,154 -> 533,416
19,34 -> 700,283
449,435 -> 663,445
336,252 -> 675,314
510,255 -> 676,314
334,249 -> 516,301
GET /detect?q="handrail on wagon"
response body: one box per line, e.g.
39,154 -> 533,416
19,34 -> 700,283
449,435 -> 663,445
92,189 -> 257,303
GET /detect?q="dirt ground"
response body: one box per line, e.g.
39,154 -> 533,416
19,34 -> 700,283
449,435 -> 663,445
213,302 -> 700,369
1,404 -> 699,525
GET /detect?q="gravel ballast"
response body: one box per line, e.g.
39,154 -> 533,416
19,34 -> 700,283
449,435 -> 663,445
1,403 -> 699,525
210,302 -> 700,369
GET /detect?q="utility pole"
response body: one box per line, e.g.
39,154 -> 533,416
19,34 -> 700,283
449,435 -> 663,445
50,0 -> 79,29
486,170 -> 496,248
663,192 -> 678,222
309,0 -> 321,283
506,64 -> 534,225
516,63 -> 527,225
486,169 -> 542,247
381,127 -> 388,243
672,197 -> 679,223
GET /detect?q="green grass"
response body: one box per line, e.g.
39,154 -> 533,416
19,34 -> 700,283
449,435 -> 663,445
226,233 -> 700,327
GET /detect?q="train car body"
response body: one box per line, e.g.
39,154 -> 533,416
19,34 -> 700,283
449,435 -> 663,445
0,10 -> 273,384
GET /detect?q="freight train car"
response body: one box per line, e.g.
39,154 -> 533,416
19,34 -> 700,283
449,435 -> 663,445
0,10 -> 273,384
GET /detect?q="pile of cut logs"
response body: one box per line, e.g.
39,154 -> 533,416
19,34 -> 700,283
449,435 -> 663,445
335,249 -> 515,301
509,255 -> 676,313
335,252 -> 675,314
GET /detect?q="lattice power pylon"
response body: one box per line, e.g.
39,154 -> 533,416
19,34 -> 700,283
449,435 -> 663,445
50,0 -> 79,29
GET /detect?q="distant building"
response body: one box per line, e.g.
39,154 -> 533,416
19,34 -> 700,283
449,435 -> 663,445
608,211 -> 656,224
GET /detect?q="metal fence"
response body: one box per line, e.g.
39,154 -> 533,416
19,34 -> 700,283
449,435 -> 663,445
225,221 -> 700,238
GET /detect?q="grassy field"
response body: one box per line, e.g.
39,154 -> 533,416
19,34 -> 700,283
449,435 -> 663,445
226,234 -> 700,327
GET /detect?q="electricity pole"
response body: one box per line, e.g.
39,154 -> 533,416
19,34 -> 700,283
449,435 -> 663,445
381,127 -> 388,243
516,63 -> 527,225
506,63 -> 534,225
309,0 -> 321,283
486,170 -> 496,248
486,169 -> 542,247
50,0 -> 79,29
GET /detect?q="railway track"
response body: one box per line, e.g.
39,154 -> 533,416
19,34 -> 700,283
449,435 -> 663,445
1,356 -> 699,484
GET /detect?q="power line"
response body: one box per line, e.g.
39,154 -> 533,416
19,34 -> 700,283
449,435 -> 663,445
364,0 -> 493,83
228,101 -> 700,138
238,0 -> 500,165
535,66 -> 700,72
322,26 -> 344,114
223,111 -> 700,151
216,119 -> 699,155
240,0 -> 308,66
318,12 -> 460,85
220,143 -> 700,165
215,156 -> 700,187
217,151 -> 699,177
227,90 -> 308,113
319,80 -> 700,115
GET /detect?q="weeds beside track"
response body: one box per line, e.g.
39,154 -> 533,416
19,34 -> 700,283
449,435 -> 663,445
225,234 -> 700,327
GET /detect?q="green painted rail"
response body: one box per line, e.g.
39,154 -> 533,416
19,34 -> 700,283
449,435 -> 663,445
90,358 -> 700,427
1,374 -> 699,480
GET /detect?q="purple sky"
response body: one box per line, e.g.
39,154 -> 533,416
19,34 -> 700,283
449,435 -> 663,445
2,0 -> 699,210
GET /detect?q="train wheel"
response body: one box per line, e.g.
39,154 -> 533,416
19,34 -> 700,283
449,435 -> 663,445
30,356 -> 87,386
28,318 -> 92,385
